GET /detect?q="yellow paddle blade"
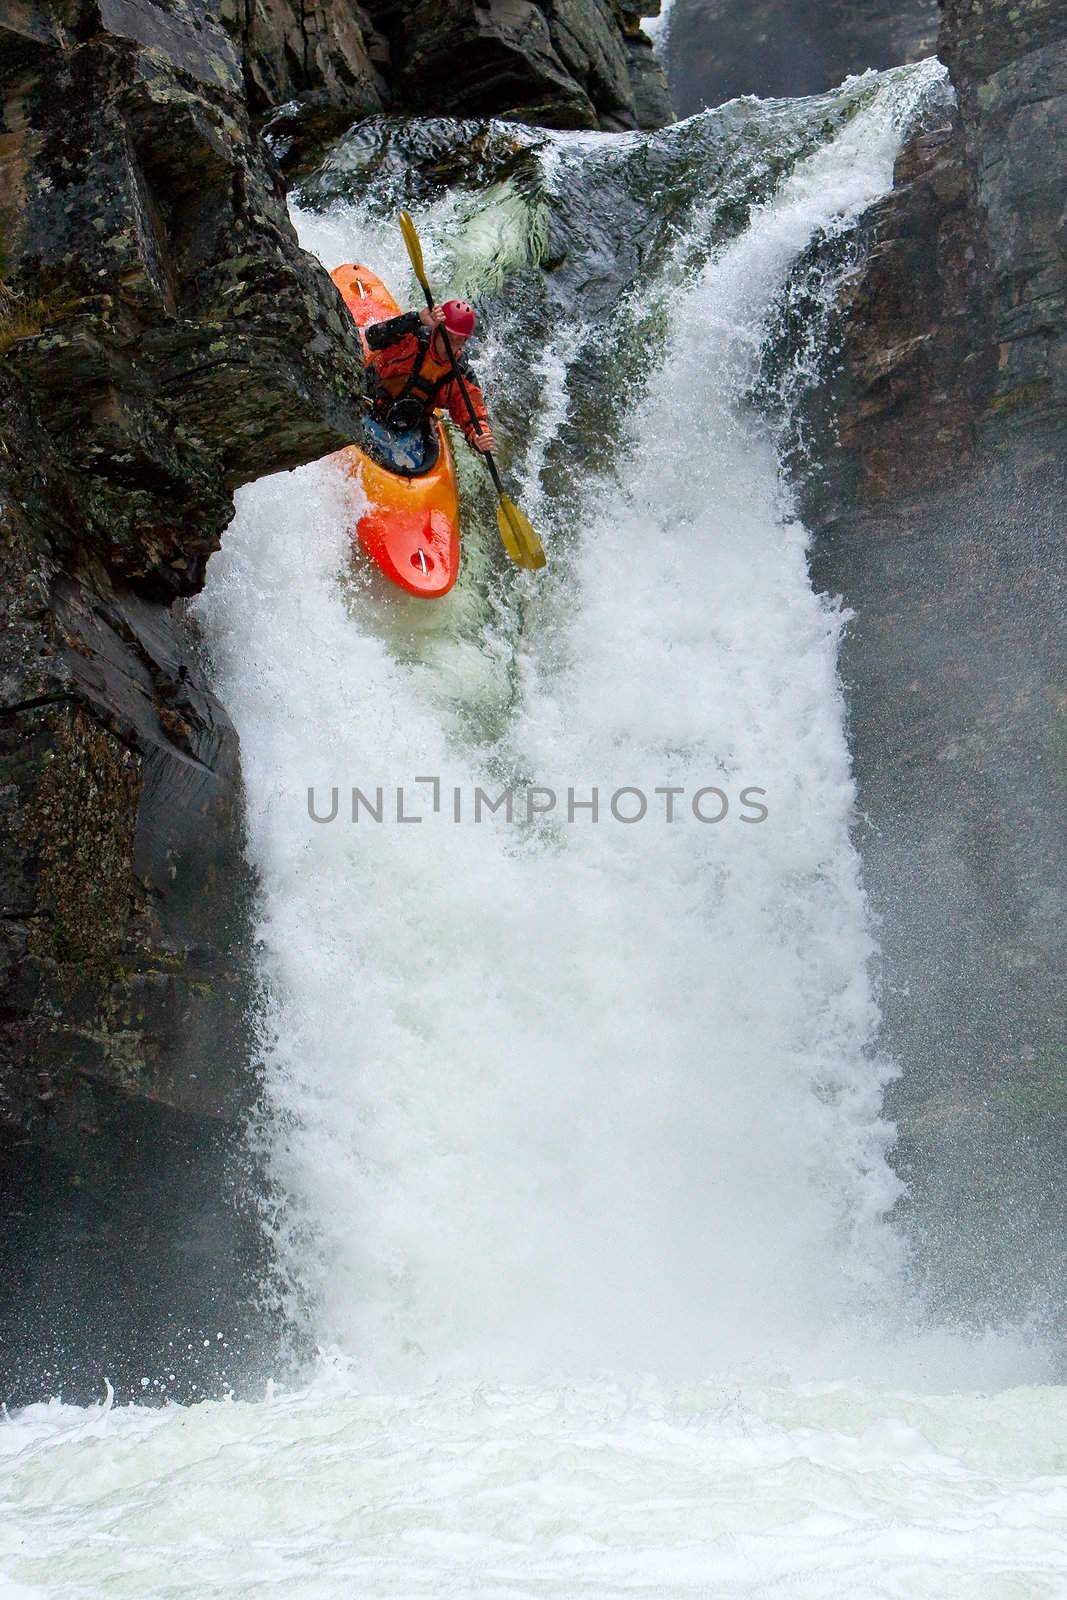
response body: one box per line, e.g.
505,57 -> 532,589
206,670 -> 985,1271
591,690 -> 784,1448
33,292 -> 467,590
497,495 -> 547,570
398,210 -> 430,297
495,500 -> 524,565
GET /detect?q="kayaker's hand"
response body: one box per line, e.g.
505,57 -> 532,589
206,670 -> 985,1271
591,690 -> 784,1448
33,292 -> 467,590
421,304 -> 447,329
472,427 -> 495,454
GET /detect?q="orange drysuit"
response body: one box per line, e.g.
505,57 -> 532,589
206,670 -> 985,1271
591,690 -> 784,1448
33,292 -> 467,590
364,311 -> 490,444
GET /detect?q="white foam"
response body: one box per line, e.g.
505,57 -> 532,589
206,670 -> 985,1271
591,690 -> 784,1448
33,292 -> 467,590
4,1375 -> 1067,1597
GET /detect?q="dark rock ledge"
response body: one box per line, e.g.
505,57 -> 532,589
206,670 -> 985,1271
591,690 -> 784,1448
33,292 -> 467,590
0,0 -> 370,1404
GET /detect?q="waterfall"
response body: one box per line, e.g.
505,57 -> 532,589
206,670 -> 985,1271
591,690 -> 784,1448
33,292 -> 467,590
197,62 -> 952,1383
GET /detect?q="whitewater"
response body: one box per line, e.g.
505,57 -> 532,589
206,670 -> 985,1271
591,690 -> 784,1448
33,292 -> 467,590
3,63 -> 1065,1600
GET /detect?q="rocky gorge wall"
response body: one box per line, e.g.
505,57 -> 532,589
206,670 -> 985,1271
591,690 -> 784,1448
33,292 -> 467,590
0,0 -> 374,1403
662,0 -> 1065,1339
791,0 -> 1067,1333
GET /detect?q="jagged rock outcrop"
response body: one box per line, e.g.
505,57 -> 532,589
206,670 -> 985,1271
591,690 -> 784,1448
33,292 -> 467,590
232,0 -> 672,173
793,0 -> 1067,1330
667,0 -> 939,117
222,0 -> 387,120
0,0 -> 368,1403
220,0 -> 389,166
2,0 -> 368,597
363,0 -> 672,132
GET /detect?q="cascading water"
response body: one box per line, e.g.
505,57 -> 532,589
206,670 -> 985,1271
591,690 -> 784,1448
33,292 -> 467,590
3,63 -> 1065,1600
199,65 -> 945,1384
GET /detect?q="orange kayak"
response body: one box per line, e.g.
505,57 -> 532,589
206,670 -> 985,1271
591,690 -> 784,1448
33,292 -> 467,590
332,264 -> 461,599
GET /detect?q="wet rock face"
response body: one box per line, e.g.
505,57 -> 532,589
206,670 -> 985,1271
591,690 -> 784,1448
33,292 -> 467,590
795,111 -> 987,514
403,0 -> 673,131
667,0 -> 939,117
795,0 -> 1067,510
221,0 -> 387,122
795,0 -> 1067,484
0,375 -> 280,1403
791,0 -> 1067,1331
234,0 -> 672,171
221,0 -> 389,167
0,0 -> 369,1402
2,0 -> 368,601
393,0 -> 607,129
940,0 -> 1067,434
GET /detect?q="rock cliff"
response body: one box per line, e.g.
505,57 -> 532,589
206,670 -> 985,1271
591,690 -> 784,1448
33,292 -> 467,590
232,0 -> 673,173
795,0 -> 1067,1332
0,0 -> 371,1403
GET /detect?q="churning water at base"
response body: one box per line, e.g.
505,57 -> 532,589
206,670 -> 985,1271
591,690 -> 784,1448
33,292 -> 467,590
5,1375 -> 1067,1598
2,62 -> 1064,1600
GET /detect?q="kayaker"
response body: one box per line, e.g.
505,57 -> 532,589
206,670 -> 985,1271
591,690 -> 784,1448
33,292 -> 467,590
363,300 -> 496,473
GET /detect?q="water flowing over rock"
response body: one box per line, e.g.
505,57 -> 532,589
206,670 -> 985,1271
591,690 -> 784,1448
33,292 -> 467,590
198,68 -> 936,1384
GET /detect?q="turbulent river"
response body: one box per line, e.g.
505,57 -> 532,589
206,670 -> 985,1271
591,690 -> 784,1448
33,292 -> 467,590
4,61 -> 1067,1599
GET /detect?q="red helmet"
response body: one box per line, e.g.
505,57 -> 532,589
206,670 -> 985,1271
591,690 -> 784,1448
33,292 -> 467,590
441,299 -> 477,338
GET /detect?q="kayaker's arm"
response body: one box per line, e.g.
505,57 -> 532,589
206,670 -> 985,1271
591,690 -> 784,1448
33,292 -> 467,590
443,363 -> 495,453
365,311 -> 423,350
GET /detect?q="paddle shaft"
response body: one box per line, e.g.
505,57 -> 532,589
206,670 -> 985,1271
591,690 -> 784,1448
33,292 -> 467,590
411,278 -> 506,498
